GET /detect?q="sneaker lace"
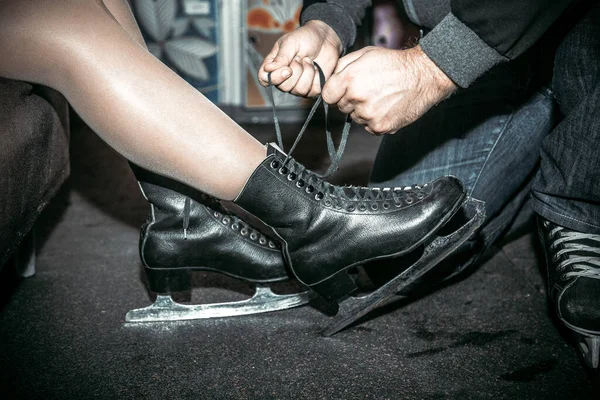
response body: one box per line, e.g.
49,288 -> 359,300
266,65 -> 424,206
550,226 -> 600,279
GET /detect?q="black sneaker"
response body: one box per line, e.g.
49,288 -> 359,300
537,217 -> 600,368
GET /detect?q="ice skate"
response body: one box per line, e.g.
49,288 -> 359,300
234,142 -> 475,329
231,73 -> 482,333
125,166 -> 311,323
538,217 -> 600,369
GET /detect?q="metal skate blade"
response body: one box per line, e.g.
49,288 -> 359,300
322,197 -> 485,336
575,332 -> 600,369
125,286 -> 312,323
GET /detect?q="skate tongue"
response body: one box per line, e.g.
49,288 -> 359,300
266,142 -> 287,158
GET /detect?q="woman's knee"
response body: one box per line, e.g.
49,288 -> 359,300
0,0 -> 119,88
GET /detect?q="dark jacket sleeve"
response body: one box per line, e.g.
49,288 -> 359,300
420,0 -> 575,87
300,1 -> 371,49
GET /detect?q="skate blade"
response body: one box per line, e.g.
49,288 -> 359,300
574,332 -> 600,369
322,197 -> 485,336
125,286 -> 312,323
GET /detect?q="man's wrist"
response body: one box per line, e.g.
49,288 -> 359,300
305,20 -> 344,55
411,45 -> 458,98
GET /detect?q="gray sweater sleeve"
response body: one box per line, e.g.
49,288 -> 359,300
300,1 -> 371,49
301,1 -> 503,88
420,0 -> 574,88
419,13 -> 507,88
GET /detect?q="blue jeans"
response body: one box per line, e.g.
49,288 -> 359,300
370,2 -> 600,274
531,1 -> 600,234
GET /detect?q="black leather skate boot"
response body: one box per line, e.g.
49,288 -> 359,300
234,144 -> 466,310
130,165 -> 289,294
538,217 -> 600,369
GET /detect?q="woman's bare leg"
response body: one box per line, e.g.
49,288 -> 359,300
99,0 -> 146,48
0,0 -> 265,200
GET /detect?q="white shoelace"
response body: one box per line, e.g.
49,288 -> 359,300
550,226 -> 600,279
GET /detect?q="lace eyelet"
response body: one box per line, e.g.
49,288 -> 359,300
268,241 -> 276,249
288,173 -> 297,181
315,192 -> 324,201
324,199 -> 332,207
222,217 -> 230,224
358,204 -> 367,211
240,228 -> 249,236
259,237 -> 267,245
214,212 -> 221,218
405,198 -> 413,204
383,202 -> 390,209
296,180 -> 305,188
552,254 -> 559,262
231,223 -> 239,230
560,274 -> 569,281
270,160 -> 280,169
417,193 -> 424,199
306,186 -> 314,194
279,167 -> 289,175
250,232 -> 258,240
347,205 -> 356,212
371,204 -> 378,210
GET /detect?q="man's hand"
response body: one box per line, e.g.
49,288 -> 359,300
258,20 -> 343,97
323,45 -> 458,135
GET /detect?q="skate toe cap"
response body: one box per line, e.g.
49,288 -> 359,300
558,277 -> 600,334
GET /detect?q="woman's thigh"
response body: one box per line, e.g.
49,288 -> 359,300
0,0 -> 130,87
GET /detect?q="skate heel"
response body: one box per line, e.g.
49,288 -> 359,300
309,271 -> 357,316
145,267 -> 191,293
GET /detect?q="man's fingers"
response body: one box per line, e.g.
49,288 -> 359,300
350,111 -> 368,126
277,57 -> 304,92
266,67 -> 294,87
290,58 -> 317,97
322,48 -> 368,101
334,47 -> 369,74
321,73 -> 346,105
337,98 -> 354,114
258,67 -> 292,87
258,44 -> 280,86
307,68 -> 324,97
261,43 -> 279,69
364,127 -> 381,136
265,41 -> 298,72
258,39 -> 299,86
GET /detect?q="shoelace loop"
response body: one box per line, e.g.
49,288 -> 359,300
267,63 -> 351,178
